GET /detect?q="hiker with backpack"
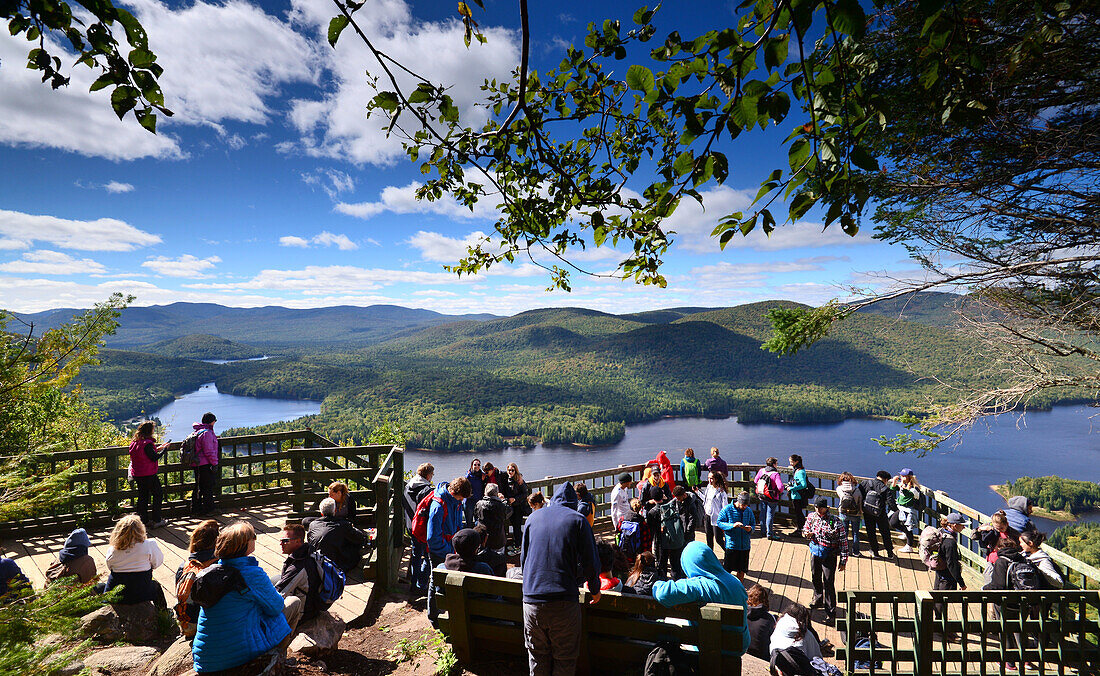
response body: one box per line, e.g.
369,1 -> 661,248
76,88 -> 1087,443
859,471 -> 895,559
186,412 -> 219,516
474,483 -> 512,563
652,542 -> 751,657
787,455 -> 812,536
1004,496 -> 1038,535
702,471 -> 729,551
191,522 -> 293,673
1020,531 -> 1064,589
802,497 -> 847,619
618,497 -> 652,564
656,486 -> 696,580
423,477 -> 472,627
128,421 -> 169,529
610,472 -> 635,531
403,463 -> 435,595
984,537 -> 1043,672
273,523 -> 324,631
175,520 -> 220,639
716,491 -> 755,581
770,603 -> 823,669
306,497 -> 368,572
753,458 -> 786,540
889,469 -> 922,554
680,448 -> 703,490
835,472 -> 864,556
926,514 -> 967,621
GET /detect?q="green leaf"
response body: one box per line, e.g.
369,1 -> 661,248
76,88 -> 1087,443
831,0 -> 867,37
673,151 -> 694,177
89,73 -> 115,92
328,15 -> 350,47
850,145 -> 878,171
110,85 -> 139,120
128,48 -> 155,68
788,138 -> 810,171
764,37 -> 788,70
626,64 -> 655,93
371,91 -> 399,112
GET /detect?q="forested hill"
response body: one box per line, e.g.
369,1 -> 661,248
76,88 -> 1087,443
16,303 -> 498,349
144,334 -> 264,360
73,297 -> 1070,451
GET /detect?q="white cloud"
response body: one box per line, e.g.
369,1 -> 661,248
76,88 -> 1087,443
336,181 -> 497,220
406,230 -> 492,263
687,256 -> 849,289
660,185 -> 876,252
104,182 -> 135,194
286,0 -> 520,165
279,231 -> 359,250
301,169 -> 356,198
0,209 -> 162,251
184,264 -> 462,293
0,250 -> 107,275
141,254 -> 222,277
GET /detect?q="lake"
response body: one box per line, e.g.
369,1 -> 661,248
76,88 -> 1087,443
406,405 -> 1100,529
152,382 -> 321,440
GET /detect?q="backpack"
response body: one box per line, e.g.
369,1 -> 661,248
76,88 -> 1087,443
863,485 -> 884,517
918,526 -> 947,570
839,491 -> 860,516
411,492 -> 444,544
618,519 -> 644,561
802,482 -> 816,500
175,557 -> 215,637
309,550 -> 346,606
180,429 -> 203,467
756,470 -> 780,501
683,459 -> 700,487
643,641 -> 697,676
1007,559 -> 1043,590
659,501 -> 686,550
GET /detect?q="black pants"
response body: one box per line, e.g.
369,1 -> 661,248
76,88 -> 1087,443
658,545 -> 685,580
510,511 -> 526,548
703,521 -> 719,550
192,464 -> 217,513
863,510 -> 893,555
810,551 -> 838,613
933,570 -> 958,620
134,475 -> 162,523
791,497 -> 808,534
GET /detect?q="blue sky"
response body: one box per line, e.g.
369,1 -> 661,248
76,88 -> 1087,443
0,0 -> 916,315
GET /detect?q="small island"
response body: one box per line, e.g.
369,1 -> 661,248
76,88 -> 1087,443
993,476 -> 1100,522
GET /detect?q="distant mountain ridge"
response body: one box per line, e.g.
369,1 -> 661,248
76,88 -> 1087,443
14,302 -> 499,349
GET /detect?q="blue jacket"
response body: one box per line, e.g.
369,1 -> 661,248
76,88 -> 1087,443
653,542 -> 749,655
716,503 -> 756,551
192,556 -> 292,673
521,482 -> 600,603
1005,496 -> 1034,534
788,468 -> 810,500
466,471 -> 485,502
427,482 -> 464,558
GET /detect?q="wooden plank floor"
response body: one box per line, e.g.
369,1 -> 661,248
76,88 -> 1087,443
1,505 -> 375,623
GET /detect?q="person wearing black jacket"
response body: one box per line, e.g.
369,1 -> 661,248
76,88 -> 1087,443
307,498 -> 368,572
984,539 -> 1037,670
474,484 -> 512,552
404,463 -> 435,594
745,584 -> 777,661
655,487 -> 696,581
274,524 -> 323,625
859,471 -> 895,559
505,463 -> 530,552
933,514 -> 967,622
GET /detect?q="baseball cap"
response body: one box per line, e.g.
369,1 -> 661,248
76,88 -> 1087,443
814,497 -> 829,509
944,513 -> 965,525
899,468 -> 913,477
617,473 -> 632,484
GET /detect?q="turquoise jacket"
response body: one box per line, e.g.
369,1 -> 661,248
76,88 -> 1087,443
192,556 -> 291,673
788,468 -> 810,500
653,542 -> 750,655
716,503 -> 756,551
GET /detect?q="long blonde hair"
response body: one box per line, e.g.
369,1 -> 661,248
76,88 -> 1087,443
215,521 -> 256,559
109,514 -> 147,551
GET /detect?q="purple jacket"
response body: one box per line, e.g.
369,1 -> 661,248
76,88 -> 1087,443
193,423 -> 219,466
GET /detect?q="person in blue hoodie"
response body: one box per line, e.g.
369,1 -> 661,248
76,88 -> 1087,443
521,481 -> 601,676
716,491 -> 756,582
191,522 -> 292,673
652,541 -> 750,656
0,557 -> 30,598
1004,495 -> 1037,535
426,477 -> 473,626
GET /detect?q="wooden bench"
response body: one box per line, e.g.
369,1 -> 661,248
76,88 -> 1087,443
432,569 -> 745,674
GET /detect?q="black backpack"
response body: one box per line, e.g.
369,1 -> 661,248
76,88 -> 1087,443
1007,559 -> 1043,591
863,483 -> 885,517
643,641 -> 697,676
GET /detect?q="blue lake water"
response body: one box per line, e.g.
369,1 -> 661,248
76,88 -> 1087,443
406,405 -> 1100,530
151,382 -> 320,441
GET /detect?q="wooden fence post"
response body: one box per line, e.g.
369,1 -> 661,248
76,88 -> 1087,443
290,449 -> 304,518
391,449 -> 405,566
374,474 -> 392,587
698,604 -> 724,674
105,452 -> 120,514
445,573 -> 473,663
914,591 -> 934,676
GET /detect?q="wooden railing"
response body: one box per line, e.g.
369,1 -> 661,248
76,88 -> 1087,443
0,430 -> 401,540
843,589 -> 1100,675
361,446 -> 405,590
432,569 -> 745,673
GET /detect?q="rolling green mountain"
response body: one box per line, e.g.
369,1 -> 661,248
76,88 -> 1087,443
143,334 -> 265,360
852,291 -> 969,328
72,296 -> 1073,451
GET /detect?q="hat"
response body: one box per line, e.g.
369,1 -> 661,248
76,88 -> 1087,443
736,491 -> 751,503
944,513 -> 965,525
451,528 -> 481,560
899,468 -> 913,477
618,473 -> 633,484
814,497 -> 829,509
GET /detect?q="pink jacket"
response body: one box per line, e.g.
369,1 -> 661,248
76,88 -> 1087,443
192,423 -> 219,466
128,438 -> 159,478
753,467 -> 785,498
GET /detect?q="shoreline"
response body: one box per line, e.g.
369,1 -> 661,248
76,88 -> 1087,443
989,484 -> 1077,522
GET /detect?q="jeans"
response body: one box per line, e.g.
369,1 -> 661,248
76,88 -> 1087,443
759,500 -> 779,537
191,464 -> 218,513
134,474 -> 162,523
810,551 -> 838,613
839,514 -> 862,555
523,599 -> 582,676
426,552 -> 444,625
409,538 -> 431,592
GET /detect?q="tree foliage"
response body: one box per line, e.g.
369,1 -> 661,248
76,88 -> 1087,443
0,293 -> 130,519
2,0 -> 172,130
1001,476 -> 1100,516
1048,522 -> 1100,571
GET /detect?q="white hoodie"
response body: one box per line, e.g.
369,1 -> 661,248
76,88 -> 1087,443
1026,549 -> 1064,589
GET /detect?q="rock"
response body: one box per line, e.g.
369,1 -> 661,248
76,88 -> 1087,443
51,660 -> 84,676
145,636 -> 194,676
85,646 -> 160,673
287,611 -> 345,656
80,603 -> 162,645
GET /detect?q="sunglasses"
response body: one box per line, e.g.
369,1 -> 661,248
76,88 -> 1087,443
279,537 -> 301,544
